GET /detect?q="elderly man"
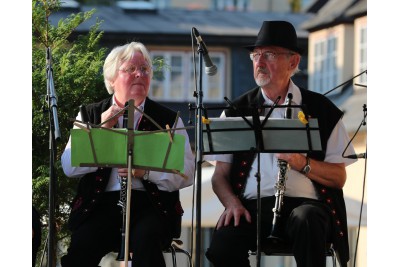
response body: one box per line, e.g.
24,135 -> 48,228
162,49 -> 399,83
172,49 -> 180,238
205,21 -> 356,267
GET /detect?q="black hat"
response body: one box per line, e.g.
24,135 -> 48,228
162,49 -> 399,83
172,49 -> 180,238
245,21 -> 303,54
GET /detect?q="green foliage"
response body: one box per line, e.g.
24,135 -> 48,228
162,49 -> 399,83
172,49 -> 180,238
32,0 -> 107,263
32,2 -> 170,264
152,56 -> 170,81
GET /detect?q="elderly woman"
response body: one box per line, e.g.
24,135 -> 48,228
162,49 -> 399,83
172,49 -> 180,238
61,42 -> 195,267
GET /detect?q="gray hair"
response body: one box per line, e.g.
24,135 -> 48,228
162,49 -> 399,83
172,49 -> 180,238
289,51 -> 301,77
103,42 -> 153,94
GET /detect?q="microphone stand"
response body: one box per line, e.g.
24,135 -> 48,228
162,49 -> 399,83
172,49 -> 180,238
46,47 -> 61,267
223,97 -> 281,267
256,97 -> 281,267
342,104 -> 367,159
323,70 -> 366,96
193,35 -> 205,267
325,71 -> 367,267
252,113 -> 263,267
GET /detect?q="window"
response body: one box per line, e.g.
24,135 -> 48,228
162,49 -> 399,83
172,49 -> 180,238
213,0 -> 250,10
326,37 -> 337,91
313,41 -> 324,93
150,50 -> 226,102
311,36 -> 338,94
358,26 -> 367,84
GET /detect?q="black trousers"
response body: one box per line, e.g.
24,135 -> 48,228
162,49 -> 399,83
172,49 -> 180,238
206,196 -> 332,267
61,190 -> 171,267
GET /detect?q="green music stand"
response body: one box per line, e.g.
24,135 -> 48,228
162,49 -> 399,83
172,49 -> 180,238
70,99 -> 187,266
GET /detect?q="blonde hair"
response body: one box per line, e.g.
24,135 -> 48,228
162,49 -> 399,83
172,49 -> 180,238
103,42 -> 153,94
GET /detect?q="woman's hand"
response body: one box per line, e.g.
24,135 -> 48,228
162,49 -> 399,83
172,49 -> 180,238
101,105 -> 123,128
117,168 -> 146,179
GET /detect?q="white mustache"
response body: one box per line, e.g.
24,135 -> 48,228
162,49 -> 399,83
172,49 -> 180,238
257,67 -> 268,74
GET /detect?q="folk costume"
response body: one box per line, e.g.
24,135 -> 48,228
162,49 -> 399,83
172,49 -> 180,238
61,97 -> 194,267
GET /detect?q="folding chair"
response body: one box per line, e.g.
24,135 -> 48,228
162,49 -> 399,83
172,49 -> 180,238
251,241 -> 337,267
163,239 -> 192,267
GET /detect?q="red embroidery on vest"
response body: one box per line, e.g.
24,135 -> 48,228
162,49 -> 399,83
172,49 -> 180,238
72,197 -> 83,211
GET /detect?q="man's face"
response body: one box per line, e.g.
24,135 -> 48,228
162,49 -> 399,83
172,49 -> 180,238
251,46 -> 295,89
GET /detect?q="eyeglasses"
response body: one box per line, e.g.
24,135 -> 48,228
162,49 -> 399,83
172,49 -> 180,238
119,65 -> 151,75
249,51 -> 294,62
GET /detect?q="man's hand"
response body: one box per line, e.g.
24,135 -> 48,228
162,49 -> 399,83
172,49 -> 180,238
216,201 -> 251,229
212,161 -> 252,229
275,153 -> 306,172
275,153 -> 346,188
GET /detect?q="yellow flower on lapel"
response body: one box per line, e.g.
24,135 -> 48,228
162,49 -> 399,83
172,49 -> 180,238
297,111 -> 308,125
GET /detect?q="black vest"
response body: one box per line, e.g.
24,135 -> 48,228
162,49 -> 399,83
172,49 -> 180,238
225,87 -> 349,267
67,97 -> 183,237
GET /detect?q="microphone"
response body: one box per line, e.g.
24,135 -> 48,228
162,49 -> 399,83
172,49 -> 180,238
192,27 -> 218,76
344,153 -> 367,159
79,105 -> 89,123
284,93 -> 293,119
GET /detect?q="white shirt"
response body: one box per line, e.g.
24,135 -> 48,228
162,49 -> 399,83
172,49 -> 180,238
205,81 -> 357,200
61,98 -> 195,192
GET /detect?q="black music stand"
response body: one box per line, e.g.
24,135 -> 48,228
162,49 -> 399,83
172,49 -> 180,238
202,114 -> 322,267
71,99 -> 187,267
203,117 -> 321,154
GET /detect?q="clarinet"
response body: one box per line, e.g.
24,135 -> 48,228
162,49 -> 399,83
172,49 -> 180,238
116,175 -> 130,261
116,102 -> 131,261
268,93 -> 293,242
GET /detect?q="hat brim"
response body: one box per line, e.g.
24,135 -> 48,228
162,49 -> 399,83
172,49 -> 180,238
244,44 -> 303,55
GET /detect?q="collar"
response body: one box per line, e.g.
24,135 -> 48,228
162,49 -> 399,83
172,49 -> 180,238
260,80 -> 302,106
112,95 -> 146,110
113,96 -> 146,129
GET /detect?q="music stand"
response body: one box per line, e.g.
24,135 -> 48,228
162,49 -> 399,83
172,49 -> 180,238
203,117 -> 321,154
202,114 -> 322,267
70,100 -> 187,267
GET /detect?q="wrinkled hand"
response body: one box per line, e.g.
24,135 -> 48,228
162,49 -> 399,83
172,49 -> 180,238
101,105 -> 124,128
216,203 -> 251,229
275,153 -> 306,172
117,168 -> 146,179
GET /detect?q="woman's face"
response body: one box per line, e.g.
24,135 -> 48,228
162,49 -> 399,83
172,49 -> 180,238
111,51 -> 151,107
